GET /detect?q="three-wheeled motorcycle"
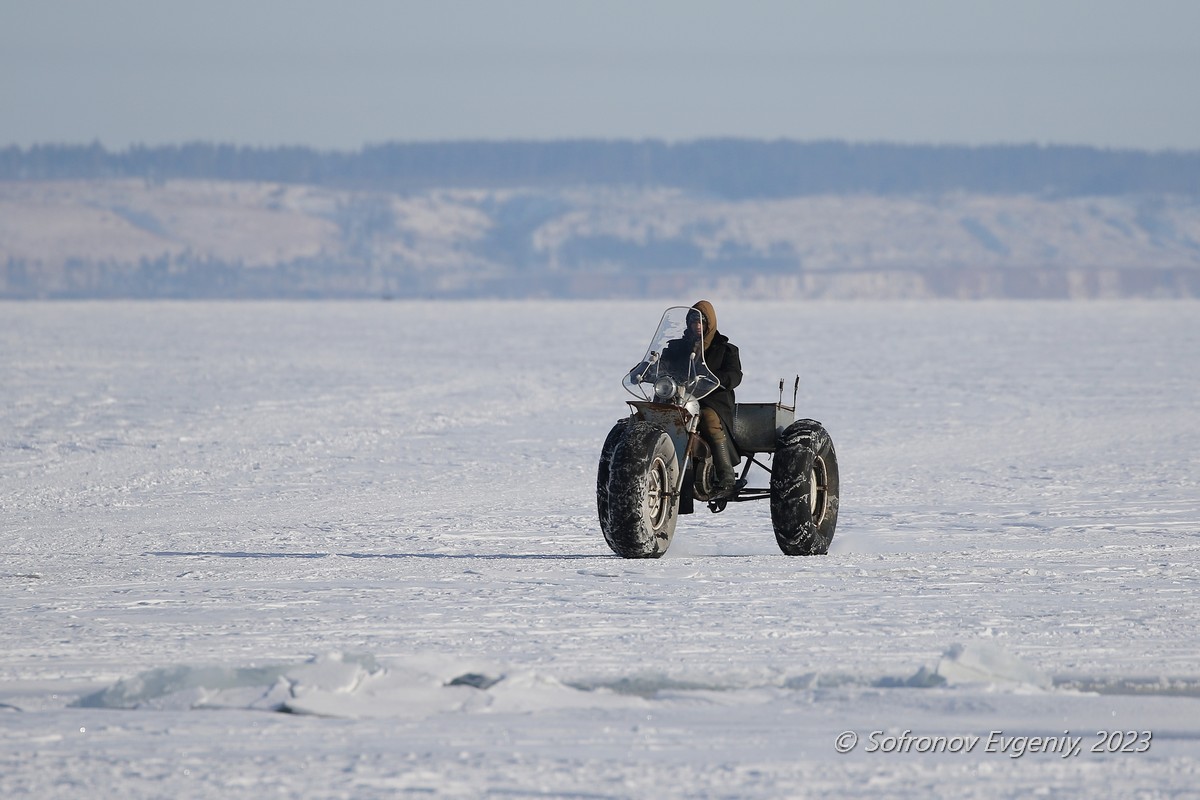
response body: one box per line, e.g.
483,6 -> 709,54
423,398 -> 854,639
597,306 -> 839,558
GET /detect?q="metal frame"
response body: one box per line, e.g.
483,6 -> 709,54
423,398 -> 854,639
627,374 -> 803,513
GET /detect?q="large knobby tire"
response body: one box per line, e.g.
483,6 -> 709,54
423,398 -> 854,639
770,419 -> 839,556
596,418 -> 629,533
602,421 -> 680,558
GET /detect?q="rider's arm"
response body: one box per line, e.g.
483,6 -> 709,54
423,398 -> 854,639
712,342 -> 743,390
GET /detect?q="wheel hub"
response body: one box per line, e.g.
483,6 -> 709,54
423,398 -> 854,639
809,455 -> 829,524
647,456 -> 669,528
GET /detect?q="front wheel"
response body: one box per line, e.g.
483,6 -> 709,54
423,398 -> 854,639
596,418 -> 629,531
602,421 -> 680,558
770,419 -> 839,556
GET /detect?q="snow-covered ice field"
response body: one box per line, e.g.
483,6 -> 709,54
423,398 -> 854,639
2,300 -> 1198,798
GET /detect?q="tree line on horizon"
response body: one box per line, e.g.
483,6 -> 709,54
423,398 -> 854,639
2,139 -> 1198,198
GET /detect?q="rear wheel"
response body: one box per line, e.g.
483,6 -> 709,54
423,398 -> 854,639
602,421 -> 680,558
770,419 -> 839,556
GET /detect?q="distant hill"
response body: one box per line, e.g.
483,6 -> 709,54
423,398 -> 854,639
3,139 -> 1200,198
3,140 -> 1199,299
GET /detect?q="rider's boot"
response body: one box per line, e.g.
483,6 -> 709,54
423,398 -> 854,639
709,433 -> 738,500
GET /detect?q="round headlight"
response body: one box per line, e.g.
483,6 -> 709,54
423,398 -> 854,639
653,375 -> 678,401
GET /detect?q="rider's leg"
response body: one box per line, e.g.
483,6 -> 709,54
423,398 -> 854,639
700,408 -> 737,497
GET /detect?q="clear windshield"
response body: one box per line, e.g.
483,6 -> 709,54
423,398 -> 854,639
623,306 -> 720,404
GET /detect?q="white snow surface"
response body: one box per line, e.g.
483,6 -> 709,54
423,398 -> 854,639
2,300 -> 1199,798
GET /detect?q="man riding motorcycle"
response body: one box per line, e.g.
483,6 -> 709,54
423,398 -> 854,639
688,300 -> 742,499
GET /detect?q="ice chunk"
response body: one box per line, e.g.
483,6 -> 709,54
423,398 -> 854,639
931,642 -> 1051,689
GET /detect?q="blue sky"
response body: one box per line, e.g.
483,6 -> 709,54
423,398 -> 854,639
2,0 -> 1198,151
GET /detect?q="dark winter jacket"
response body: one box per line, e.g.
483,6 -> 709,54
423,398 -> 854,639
700,331 -> 742,439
